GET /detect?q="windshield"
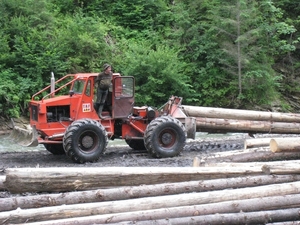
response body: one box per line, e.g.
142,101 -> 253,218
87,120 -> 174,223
73,80 -> 85,94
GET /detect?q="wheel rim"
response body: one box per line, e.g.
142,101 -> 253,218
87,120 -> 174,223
158,128 -> 177,148
78,130 -> 99,153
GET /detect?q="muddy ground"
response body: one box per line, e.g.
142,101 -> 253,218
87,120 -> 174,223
0,136 -> 245,170
1,132 -> 295,170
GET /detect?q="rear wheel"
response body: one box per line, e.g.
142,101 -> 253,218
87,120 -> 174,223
125,139 -> 146,150
63,119 -> 108,163
144,116 -> 186,158
43,144 -> 65,155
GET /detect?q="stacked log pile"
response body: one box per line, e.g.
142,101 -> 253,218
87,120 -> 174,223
1,161 -> 300,224
182,105 -> 300,134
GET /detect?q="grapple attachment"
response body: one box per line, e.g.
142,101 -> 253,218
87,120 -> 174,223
8,119 -> 38,147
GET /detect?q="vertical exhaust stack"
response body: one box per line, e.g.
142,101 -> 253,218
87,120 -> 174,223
50,72 -> 55,97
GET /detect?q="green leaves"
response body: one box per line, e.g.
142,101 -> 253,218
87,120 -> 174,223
114,39 -> 191,107
0,0 -> 299,119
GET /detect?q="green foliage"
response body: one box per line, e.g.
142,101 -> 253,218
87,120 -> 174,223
0,0 -> 299,119
241,69 -> 282,106
0,69 -> 26,118
114,39 -> 192,107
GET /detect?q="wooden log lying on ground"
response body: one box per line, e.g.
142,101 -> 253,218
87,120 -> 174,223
199,148 -> 300,163
0,176 -> 5,191
182,105 -> 300,123
244,138 -> 272,149
2,174 -> 300,212
261,164 -> 300,175
266,221 -> 300,225
193,159 -> 300,175
111,208 -> 300,225
194,117 -> 300,134
270,138 -> 300,153
4,167 -> 268,193
193,159 -> 300,168
20,195 -> 300,225
1,181 -> 300,224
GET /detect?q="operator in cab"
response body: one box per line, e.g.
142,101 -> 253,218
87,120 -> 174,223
95,63 -> 113,118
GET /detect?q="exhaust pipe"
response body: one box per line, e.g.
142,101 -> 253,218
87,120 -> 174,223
51,72 -> 55,97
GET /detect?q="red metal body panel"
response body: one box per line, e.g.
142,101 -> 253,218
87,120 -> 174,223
122,120 -> 147,139
29,73 -> 137,144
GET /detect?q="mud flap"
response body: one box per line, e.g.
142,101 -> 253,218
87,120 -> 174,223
8,119 -> 39,147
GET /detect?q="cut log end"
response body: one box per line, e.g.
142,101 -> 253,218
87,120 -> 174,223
270,139 -> 280,153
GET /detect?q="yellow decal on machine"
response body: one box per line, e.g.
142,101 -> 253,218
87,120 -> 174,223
82,103 -> 91,112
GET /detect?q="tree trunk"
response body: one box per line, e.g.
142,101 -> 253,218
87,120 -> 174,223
1,182 -> 300,224
4,167 -> 267,193
194,159 -> 300,168
17,196 -> 300,225
120,208 -> 300,225
182,105 -> 300,123
2,174 -> 300,212
244,138 -> 272,149
200,148 -> 300,163
270,138 -> 300,152
194,117 -> 300,134
261,164 -> 300,175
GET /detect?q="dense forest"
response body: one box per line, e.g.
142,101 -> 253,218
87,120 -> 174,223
0,0 -> 299,118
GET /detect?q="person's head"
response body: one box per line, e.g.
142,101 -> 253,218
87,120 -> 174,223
103,63 -> 111,73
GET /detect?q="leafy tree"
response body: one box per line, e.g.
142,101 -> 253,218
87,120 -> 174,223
0,0 -> 300,119
114,39 -> 192,107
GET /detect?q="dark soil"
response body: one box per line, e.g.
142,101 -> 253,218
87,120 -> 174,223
0,137 -> 245,170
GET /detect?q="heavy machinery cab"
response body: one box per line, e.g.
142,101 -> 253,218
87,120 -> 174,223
29,73 -> 136,142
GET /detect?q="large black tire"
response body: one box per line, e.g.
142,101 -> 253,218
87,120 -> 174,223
43,144 -> 65,155
125,139 -> 146,150
63,119 -> 108,163
144,116 -> 186,158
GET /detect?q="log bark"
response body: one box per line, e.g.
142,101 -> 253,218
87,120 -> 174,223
244,138 -> 272,149
19,195 -> 300,225
182,105 -> 300,123
270,138 -> 300,152
0,176 -> 5,191
113,208 -> 300,225
2,174 -> 300,212
200,148 -> 300,163
194,117 -> 300,134
261,164 -> 300,175
266,222 -> 300,225
193,159 -> 300,168
4,167 -> 266,193
1,181 -> 300,223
